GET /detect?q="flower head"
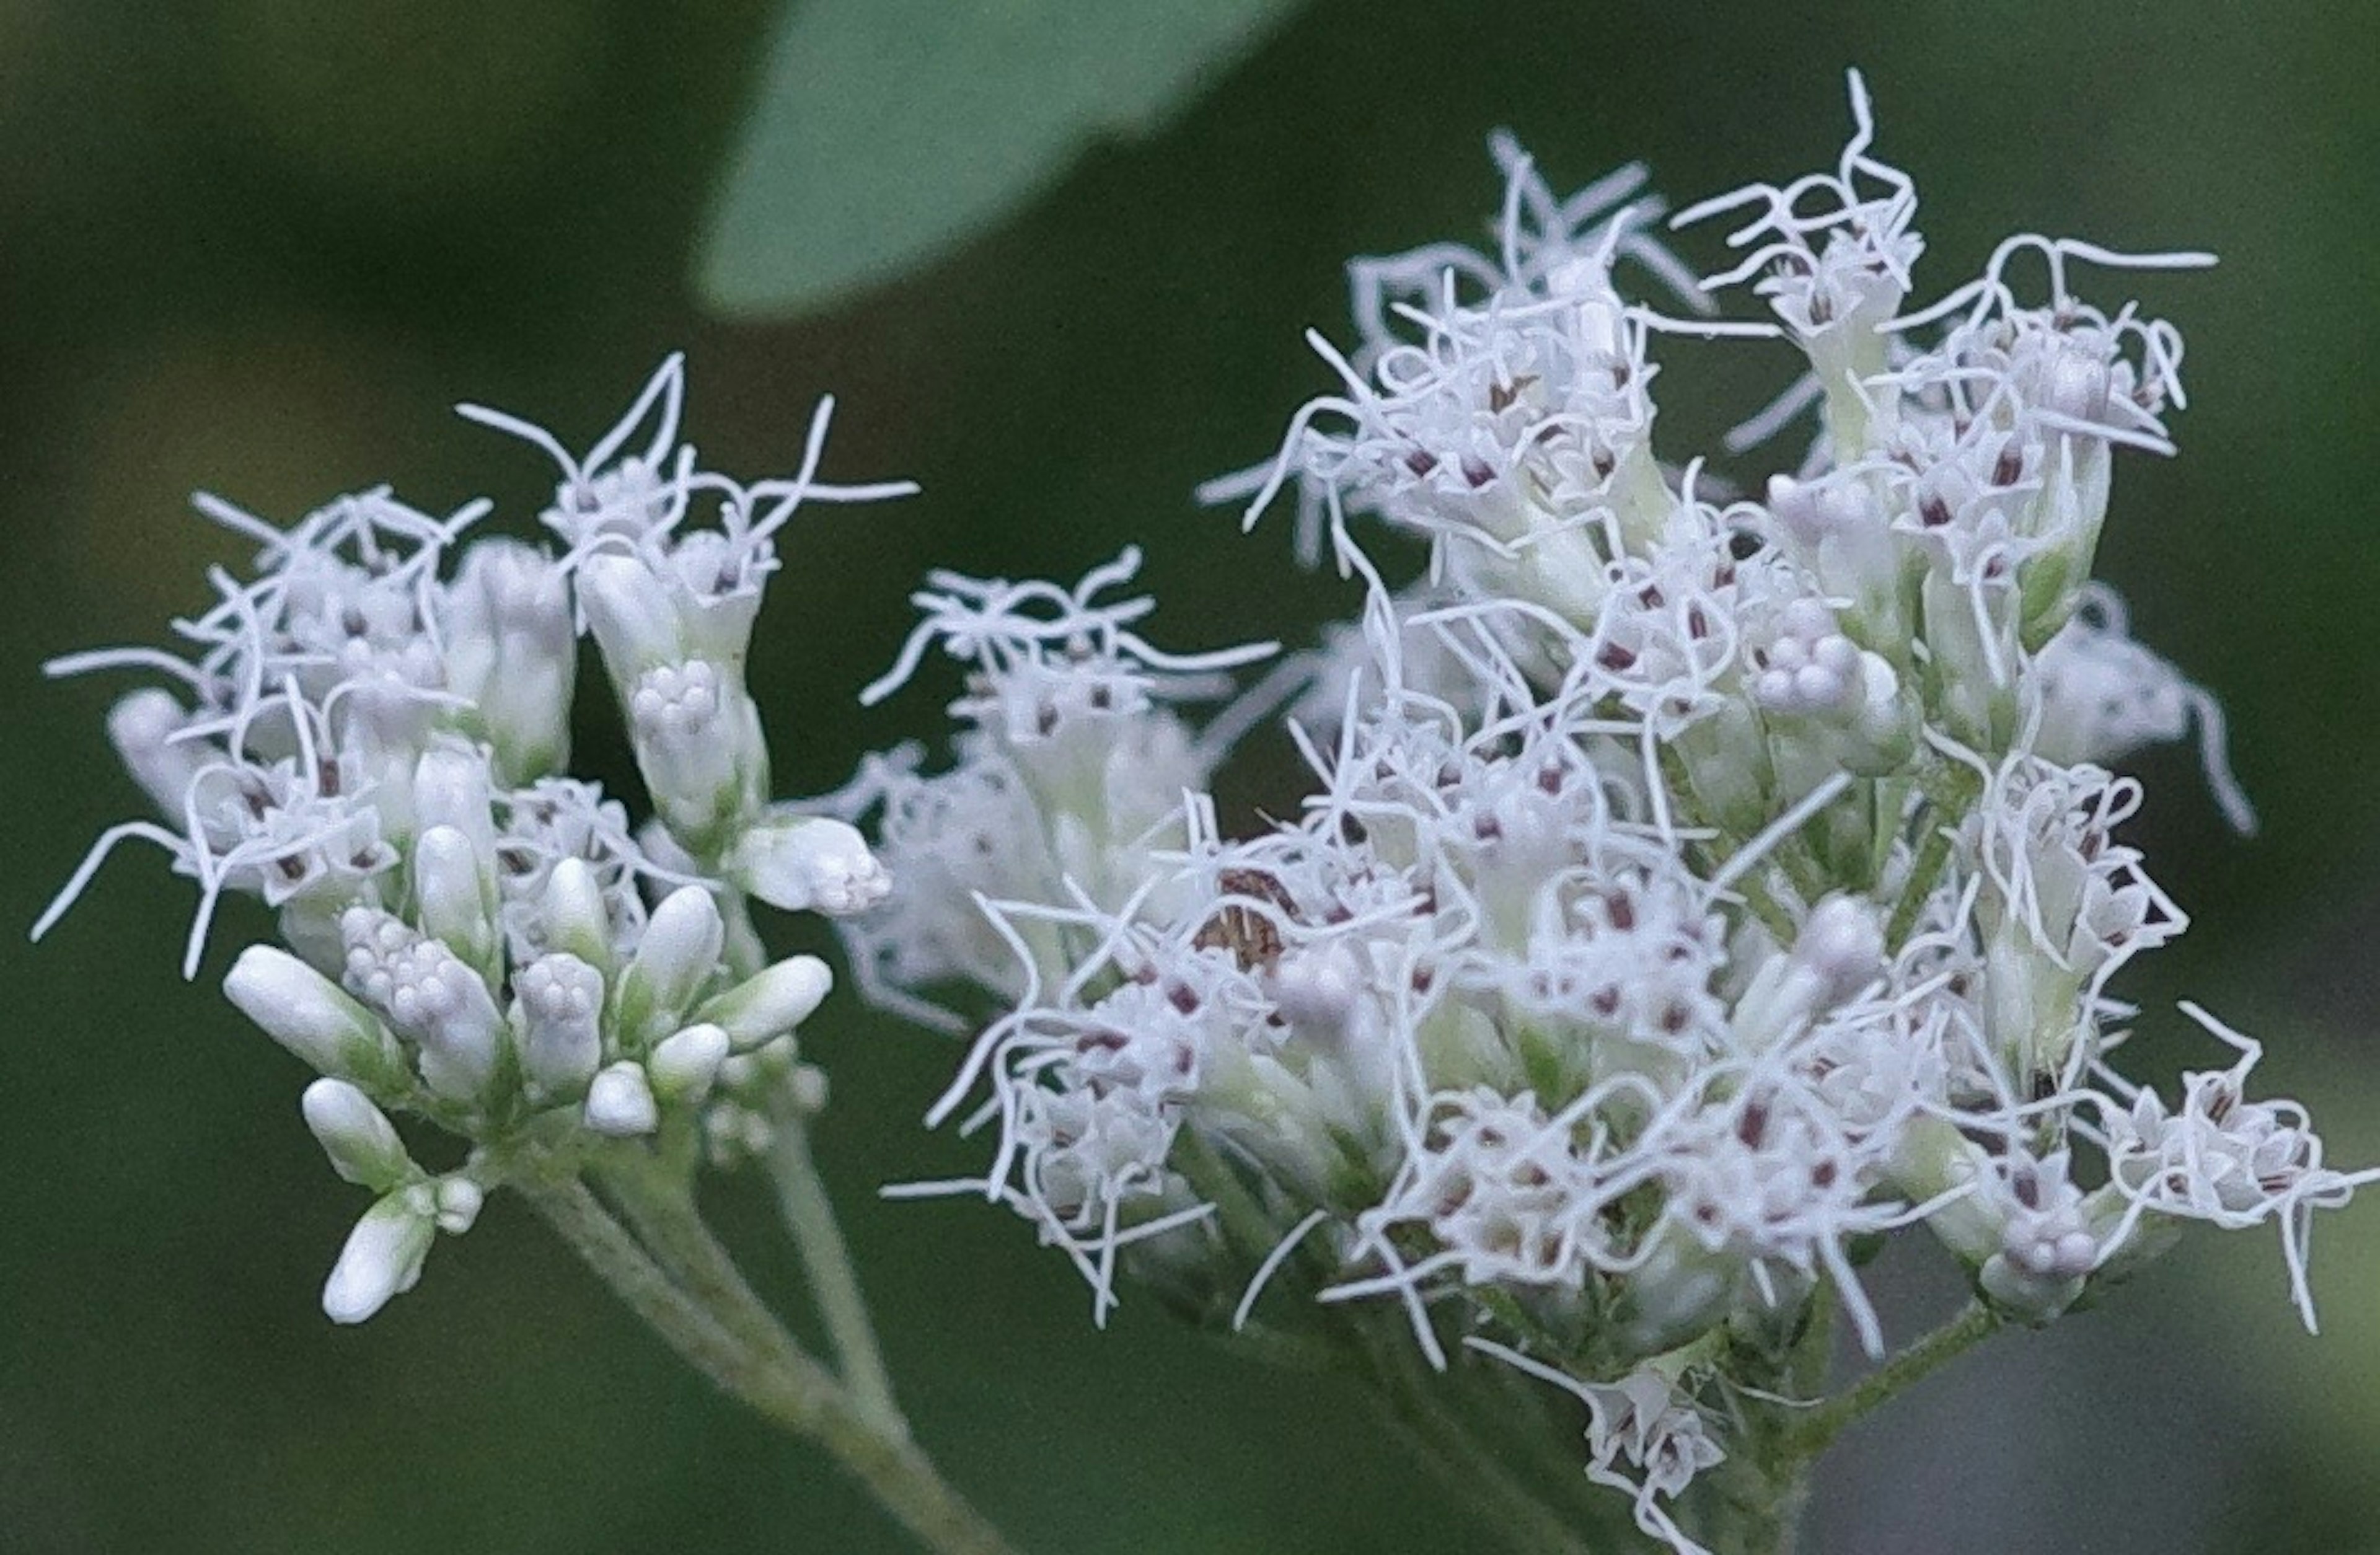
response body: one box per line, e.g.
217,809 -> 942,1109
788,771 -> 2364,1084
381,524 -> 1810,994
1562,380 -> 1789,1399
41,359 -> 902,1322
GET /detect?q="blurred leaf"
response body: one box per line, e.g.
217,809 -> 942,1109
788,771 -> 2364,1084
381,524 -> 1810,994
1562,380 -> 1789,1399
696,0 -> 1308,319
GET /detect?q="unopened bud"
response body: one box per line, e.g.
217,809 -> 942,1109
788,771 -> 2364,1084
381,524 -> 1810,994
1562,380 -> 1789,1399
698,954 -> 832,1050
727,810 -> 890,917
585,1061 -> 659,1137
650,1023 -> 731,1103
225,945 -> 406,1090
322,1192 -> 434,1325
301,1078 -> 416,1192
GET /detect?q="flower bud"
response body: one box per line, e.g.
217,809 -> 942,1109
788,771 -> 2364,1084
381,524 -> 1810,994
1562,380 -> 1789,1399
540,857 -> 617,974
585,1061 -> 659,1137
615,886 -> 725,1047
412,825 -> 498,980
726,810 -> 891,917
340,909 -> 508,1103
788,1061 -> 829,1116
432,1175 -> 485,1236
627,659 -> 770,848
107,688 -> 215,821
650,1023 -> 731,1103
515,952 -> 606,1101
697,954 -> 832,1051
225,945 -> 407,1090
1615,1227 -> 1738,1355
301,1078 -> 416,1192
579,551 -> 684,687
411,741 -> 497,863
441,539 -> 576,784
322,1192 -> 435,1325
1732,895 -> 1885,1051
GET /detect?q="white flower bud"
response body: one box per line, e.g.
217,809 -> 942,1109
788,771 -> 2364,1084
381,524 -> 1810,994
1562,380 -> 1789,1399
411,741 -> 497,863
1616,1227 -> 1740,1355
615,886 -> 725,1046
340,909 -> 508,1103
224,945 -> 405,1088
301,1078 -> 416,1192
1731,895 -> 1885,1050
412,825 -> 498,978
1753,599 -> 1865,718
1792,895 -> 1887,1008
432,1175 -> 485,1236
515,952 -> 606,1101
585,1061 -> 659,1137
697,954 -> 832,1051
1267,943 -> 1363,1033
650,1023 -> 731,1103
441,539 -> 576,784
540,857 -> 617,973
703,1102 -> 777,1165
322,1192 -> 435,1325
726,811 -> 891,916
789,1062 -> 829,1116
627,659 -> 769,847
579,551 -> 684,686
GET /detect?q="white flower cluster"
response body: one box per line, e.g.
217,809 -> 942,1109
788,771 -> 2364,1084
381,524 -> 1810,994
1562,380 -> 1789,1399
39,358 -> 899,1323
845,76 -> 2366,1549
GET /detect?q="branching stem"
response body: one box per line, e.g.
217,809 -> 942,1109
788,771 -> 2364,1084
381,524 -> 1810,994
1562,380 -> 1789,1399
1784,1300 -> 1999,1463
768,1106 -> 906,1434
526,1178 -> 1021,1555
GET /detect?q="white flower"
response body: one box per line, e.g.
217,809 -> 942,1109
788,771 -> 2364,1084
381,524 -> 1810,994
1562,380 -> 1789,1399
43,355 -> 905,1332
2033,583 -> 2254,832
1471,1338 -> 1727,1555
856,83 -> 2362,1551
2099,1003 -> 2379,1327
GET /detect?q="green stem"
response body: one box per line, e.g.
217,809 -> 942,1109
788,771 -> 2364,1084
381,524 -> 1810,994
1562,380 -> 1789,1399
1784,1301 -> 1998,1463
1885,767 -> 1978,949
531,1176 -> 803,1402
1696,1298 -> 1828,1555
768,1107 -> 905,1435
600,1160 -> 809,1373
527,1179 -> 1021,1555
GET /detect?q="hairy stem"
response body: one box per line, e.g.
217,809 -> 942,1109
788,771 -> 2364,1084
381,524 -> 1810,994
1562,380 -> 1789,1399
528,1178 -> 1021,1555
601,1160 -> 809,1373
768,1106 -> 905,1434
1785,1300 -> 1998,1463
1885,765 -> 1980,948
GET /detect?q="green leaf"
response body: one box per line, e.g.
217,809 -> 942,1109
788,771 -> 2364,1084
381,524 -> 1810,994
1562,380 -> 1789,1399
697,0 -> 1310,320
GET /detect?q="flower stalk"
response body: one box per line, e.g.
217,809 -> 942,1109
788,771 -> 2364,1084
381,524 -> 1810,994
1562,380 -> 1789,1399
769,1105 -> 906,1435
529,1177 -> 1020,1555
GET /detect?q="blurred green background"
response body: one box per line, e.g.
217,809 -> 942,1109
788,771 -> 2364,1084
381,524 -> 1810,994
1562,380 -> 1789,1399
6,2 -> 2380,1551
